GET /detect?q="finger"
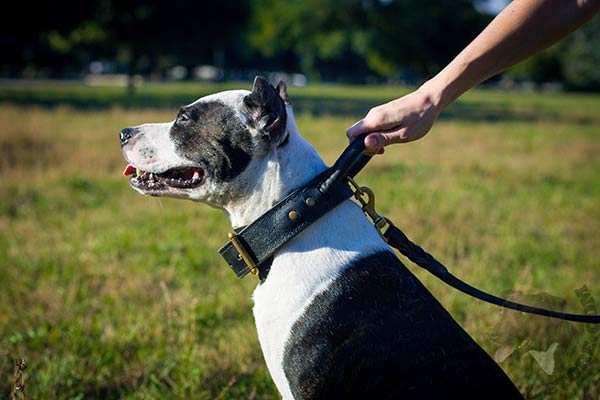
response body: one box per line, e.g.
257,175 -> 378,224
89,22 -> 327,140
365,131 -> 401,149
364,133 -> 382,150
346,116 -> 383,139
346,119 -> 368,139
363,127 -> 410,153
361,132 -> 390,155
378,126 -> 412,144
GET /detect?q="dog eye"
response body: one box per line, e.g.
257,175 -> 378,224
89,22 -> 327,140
177,111 -> 190,123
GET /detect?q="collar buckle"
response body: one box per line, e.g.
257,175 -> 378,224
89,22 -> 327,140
227,232 -> 259,275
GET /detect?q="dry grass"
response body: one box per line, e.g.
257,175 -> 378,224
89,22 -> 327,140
1,86 -> 600,399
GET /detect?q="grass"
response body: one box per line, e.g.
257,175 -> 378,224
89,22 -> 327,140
1,82 -> 600,399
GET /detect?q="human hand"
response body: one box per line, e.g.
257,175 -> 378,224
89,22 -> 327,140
346,86 -> 441,153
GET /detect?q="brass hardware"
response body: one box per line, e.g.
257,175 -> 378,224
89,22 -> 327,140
347,178 -> 391,241
228,232 -> 258,275
288,210 -> 299,220
305,197 -> 315,207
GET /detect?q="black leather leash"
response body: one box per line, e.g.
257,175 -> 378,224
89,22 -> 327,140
219,136 -> 600,323
383,222 -> 600,323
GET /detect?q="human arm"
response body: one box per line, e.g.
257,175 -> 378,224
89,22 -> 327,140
347,0 -> 600,152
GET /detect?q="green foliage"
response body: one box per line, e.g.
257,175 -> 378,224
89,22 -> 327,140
506,44 -> 563,84
249,0 -> 490,80
506,15 -> 600,89
4,0 -> 599,87
249,0 -> 372,80
364,0 -> 491,76
45,21 -> 108,55
562,15 -> 600,89
2,0 -> 251,78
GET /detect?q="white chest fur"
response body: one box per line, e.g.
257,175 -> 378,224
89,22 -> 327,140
252,200 -> 390,399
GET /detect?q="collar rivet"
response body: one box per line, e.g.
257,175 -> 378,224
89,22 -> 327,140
288,210 -> 299,220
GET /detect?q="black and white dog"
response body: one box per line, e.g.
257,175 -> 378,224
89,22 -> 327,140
120,77 -> 523,399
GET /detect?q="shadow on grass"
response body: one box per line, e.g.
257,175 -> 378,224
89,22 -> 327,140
1,88 -> 598,125
293,97 -> 598,125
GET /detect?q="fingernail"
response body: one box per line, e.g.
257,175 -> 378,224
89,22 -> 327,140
365,134 -> 379,149
346,120 -> 363,137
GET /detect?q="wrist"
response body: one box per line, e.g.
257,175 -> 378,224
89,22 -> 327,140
420,58 -> 473,113
416,79 -> 445,116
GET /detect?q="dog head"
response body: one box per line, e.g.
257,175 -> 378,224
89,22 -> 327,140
120,77 -> 320,225
120,76 -> 291,207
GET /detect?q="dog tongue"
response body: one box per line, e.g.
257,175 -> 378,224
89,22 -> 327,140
123,164 -> 136,177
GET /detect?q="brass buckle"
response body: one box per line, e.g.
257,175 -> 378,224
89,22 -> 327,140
348,178 -> 391,241
227,232 -> 259,275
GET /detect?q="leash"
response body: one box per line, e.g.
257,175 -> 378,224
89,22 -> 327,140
220,136 -> 600,323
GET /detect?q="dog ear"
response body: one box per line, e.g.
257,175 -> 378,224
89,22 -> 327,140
244,76 -> 287,140
276,80 -> 290,104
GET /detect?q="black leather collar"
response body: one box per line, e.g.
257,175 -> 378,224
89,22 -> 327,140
219,169 -> 354,279
219,136 -> 371,279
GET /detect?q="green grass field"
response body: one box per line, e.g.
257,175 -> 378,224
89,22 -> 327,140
1,82 -> 599,399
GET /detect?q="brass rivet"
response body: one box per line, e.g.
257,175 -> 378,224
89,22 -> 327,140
305,197 -> 315,207
288,210 -> 299,221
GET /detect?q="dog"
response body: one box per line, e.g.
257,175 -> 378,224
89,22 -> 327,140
120,76 -> 524,399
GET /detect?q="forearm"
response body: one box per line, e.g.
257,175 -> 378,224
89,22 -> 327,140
424,0 -> 600,110
346,0 -> 599,149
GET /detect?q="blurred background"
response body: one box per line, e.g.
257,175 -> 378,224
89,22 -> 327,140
1,1 -> 599,399
1,0 -> 598,89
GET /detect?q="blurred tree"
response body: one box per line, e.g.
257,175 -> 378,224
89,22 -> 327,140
3,0 -> 595,88
250,0 -> 372,81
365,0 -> 491,79
0,0 -> 250,82
250,0 -> 490,82
561,14 -> 600,90
505,45 -> 563,85
0,0 -> 103,77
95,0 -> 251,88
505,14 -> 599,90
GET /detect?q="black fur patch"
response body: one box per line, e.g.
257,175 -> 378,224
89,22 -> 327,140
282,251 -> 523,400
170,101 -> 253,182
244,76 -> 287,144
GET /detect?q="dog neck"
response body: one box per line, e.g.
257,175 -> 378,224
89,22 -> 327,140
224,107 -> 327,229
218,107 -> 392,398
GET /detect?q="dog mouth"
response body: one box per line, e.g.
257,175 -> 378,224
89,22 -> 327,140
123,164 -> 205,190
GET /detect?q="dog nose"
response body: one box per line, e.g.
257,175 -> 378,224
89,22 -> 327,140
120,127 -> 136,146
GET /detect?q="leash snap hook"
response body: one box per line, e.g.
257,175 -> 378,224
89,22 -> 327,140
348,178 -> 391,240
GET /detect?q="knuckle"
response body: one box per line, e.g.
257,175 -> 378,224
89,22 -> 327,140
367,107 -> 382,119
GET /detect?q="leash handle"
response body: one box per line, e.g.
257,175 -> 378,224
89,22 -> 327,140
319,134 -> 372,195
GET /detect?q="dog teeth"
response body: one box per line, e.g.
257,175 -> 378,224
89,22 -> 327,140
129,166 -> 202,189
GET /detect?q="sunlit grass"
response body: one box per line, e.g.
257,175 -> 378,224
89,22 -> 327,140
1,86 -> 599,399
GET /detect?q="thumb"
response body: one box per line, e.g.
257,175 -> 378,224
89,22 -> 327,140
364,133 -> 383,150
